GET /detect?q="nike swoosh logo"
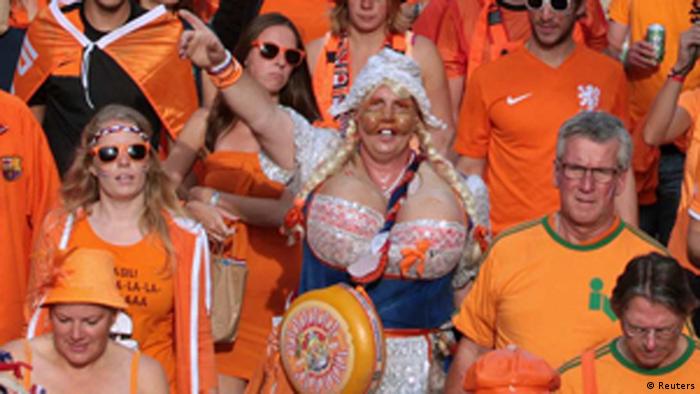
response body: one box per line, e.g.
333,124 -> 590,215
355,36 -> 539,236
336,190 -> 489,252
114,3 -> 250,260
506,93 -> 533,106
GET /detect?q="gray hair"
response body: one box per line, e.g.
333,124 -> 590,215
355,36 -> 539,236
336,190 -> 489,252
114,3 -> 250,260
555,111 -> 632,170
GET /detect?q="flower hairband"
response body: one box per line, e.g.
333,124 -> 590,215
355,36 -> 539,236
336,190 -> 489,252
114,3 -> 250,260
88,124 -> 149,146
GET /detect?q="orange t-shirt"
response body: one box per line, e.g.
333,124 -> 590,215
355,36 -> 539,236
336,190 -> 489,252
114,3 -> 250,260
608,0 -> 700,204
435,0 -> 608,79
667,90 -> 700,274
454,45 -> 629,234
453,215 -> 665,368
412,0 -> 450,42
260,0 -> 331,43
0,91 -> 59,344
67,218 -> 176,386
559,336 -> 700,394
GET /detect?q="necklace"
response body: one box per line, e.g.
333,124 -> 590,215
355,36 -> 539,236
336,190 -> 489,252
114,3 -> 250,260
363,152 -> 415,198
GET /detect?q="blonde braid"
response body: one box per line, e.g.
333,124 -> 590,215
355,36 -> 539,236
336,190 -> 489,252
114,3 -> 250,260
414,125 -> 485,286
285,119 -> 360,244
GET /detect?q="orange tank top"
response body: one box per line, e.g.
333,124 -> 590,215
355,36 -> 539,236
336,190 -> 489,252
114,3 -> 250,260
66,219 -> 176,386
22,339 -> 141,394
312,31 -> 413,130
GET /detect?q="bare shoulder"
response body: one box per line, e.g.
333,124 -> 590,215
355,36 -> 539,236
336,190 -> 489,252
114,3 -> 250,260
306,36 -> 326,72
137,352 -> 169,394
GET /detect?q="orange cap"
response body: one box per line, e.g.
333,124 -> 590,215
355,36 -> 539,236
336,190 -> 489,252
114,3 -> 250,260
463,346 -> 561,393
42,248 -> 128,310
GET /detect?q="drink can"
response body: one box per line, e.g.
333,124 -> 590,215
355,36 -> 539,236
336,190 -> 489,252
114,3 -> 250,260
646,23 -> 666,62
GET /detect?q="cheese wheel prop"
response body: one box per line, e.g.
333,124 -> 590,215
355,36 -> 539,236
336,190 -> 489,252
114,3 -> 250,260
280,284 -> 385,393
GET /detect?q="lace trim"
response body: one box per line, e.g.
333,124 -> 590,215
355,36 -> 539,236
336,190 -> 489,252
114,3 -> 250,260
257,150 -> 294,185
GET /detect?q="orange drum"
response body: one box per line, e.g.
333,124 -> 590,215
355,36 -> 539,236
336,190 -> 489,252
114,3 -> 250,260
279,284 -> 385,393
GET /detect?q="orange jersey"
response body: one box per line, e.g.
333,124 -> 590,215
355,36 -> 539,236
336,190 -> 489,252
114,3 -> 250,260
608,0 -> 700,204
559,336 -> 700,394
66,219 -> 176,387
0,90 -> 59,344
667,90 -> 700,275
203,151 -> 301,380
412,0 -> 450,42
453,215 -> 665,368
26,211 -> 216,394
12,1 -> 197,140
435,0 -> 608,80
454,46 -> 629,234
260,0 -> 331,43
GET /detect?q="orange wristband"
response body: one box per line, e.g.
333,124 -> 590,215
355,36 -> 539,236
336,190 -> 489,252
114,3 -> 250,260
208,56 -> 243,90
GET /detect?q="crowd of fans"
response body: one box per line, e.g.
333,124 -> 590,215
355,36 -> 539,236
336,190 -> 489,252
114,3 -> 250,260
1,0 -> 700,393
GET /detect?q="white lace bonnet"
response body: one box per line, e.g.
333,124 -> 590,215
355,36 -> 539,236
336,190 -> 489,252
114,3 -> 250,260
328,48 -> 447,130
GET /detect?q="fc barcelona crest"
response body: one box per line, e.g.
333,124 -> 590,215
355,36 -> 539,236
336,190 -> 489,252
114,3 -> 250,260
1,156 -> 22,181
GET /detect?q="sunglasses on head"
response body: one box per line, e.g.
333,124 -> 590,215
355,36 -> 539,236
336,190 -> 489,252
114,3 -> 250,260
526,0 -> 572,12
91,143 -> 150,163
251,40 -> 306,67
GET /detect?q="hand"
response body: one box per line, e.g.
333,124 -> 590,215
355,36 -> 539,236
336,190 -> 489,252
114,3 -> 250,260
189,185 -> 213,203
178,9 -> 227,69
674,25 -> 700,75
625,40 -> 659,74
185,200 -> 233,241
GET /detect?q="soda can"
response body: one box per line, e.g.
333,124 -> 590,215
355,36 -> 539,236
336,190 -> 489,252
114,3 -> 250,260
646,23 -> 666,62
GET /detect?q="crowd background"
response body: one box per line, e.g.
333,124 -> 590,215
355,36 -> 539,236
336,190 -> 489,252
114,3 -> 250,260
2,0 -> 700,393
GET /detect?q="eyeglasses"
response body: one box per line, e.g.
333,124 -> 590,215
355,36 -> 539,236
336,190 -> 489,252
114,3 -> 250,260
557,161 -> 620,183
91,143 -> 150,163
526,0 -> 572,12
622,321 -> 682,340
251,40 -> 305,67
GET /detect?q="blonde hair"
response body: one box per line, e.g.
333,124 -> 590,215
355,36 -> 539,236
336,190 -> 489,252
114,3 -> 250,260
288,99 -> 484,275
330,0 -> 406,35
61,105 -> 183,264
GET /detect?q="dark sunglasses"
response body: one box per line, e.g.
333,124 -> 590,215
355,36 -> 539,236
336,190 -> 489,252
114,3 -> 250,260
251,40 -> 306,67
526,0 -> 571,11
91,143 -> 150,163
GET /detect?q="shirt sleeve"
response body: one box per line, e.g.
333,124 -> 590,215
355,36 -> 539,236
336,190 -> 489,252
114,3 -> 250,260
579,0 -> 609,51
607,0 -> 630,25
435,1 -> 467,79
453,67 -> 490,158
452,246 -> 499,348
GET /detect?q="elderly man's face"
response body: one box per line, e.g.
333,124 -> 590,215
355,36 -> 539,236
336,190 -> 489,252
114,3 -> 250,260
555,136 -> 624,228
620,297 -> 685,369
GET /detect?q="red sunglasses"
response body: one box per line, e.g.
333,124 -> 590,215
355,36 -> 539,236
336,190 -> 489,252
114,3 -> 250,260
251,40 -> 306,67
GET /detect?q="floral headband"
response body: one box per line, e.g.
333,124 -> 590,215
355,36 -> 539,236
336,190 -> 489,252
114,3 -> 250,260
88,124 -> 149,146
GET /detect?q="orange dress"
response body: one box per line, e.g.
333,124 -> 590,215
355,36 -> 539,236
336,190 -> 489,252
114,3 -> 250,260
203,151 -> 301,379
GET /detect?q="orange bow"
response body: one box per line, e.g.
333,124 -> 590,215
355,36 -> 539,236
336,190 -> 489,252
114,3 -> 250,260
399,239 -> 431,278
473,225 -> 490,252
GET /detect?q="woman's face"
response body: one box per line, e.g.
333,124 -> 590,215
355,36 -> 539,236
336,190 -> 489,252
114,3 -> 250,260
89,122 -> 150,202
347,0 -> 389,33
50,304 -> 116,368
245,25 -> 300,95
356,84 -> 419,164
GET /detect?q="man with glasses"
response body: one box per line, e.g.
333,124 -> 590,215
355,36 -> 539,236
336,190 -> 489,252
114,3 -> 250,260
558,252 -> 700,393
453,0 -> 637,235
445,112 -> 665,393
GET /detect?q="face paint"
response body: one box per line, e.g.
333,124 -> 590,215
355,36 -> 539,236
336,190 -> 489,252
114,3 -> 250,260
359,94 -> 419,136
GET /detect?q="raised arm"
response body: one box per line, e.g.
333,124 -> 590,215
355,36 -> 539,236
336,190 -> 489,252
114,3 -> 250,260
178,10 -> 296,170
643,25 -> 700,146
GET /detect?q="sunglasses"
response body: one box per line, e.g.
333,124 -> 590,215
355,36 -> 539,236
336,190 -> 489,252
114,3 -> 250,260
91,143 -> 150,163
526,0 -> 572,12
251,40 -> 305,67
